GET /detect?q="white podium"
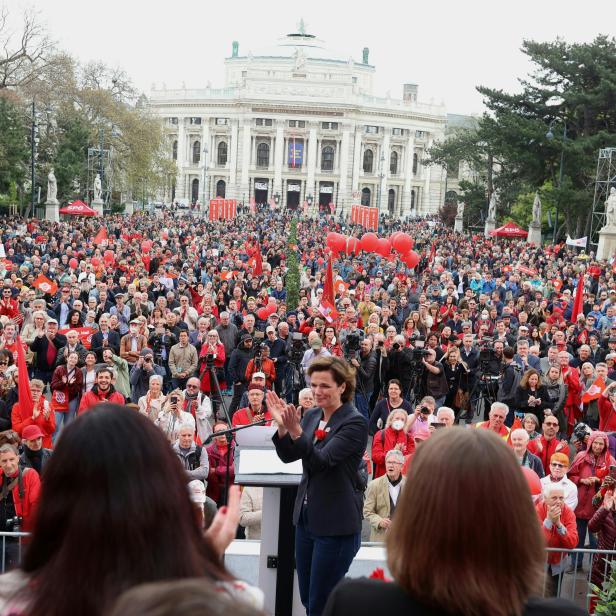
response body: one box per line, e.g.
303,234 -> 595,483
235,428 -> 302,616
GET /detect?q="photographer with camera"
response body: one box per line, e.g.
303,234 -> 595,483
265,325 -> 288,395
154,390 -> 195,443
351,338 -> 377,421
0,443 -> 41,568
419,348 -> 448,408
497,347 -> 522,426
385,335 -> 413,397
245,341 -> 276,390
130,349 -> 166,403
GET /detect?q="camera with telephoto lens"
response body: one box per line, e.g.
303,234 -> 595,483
343,332 -> 362,360
6,515 -> 22,532
410,334 -> 429,363
478,337 -> 497,362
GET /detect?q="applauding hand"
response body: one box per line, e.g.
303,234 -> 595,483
266,390 -> 302,439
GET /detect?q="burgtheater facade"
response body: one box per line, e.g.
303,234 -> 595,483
148,24 -> 447,216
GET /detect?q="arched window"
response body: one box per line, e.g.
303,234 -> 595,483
412,153 -> 418,175
172,140 -> 178,161
257,142 -> 270,168
363,149 -> 374,173
321,146 -> 335,171
217,141 -> 228,165
388,188 -> 395,213
390,151 -> 398,175
216,180 -> 226,197
192,141 -> 201,164
191,178 -> 199,204
361,187 -> 371,206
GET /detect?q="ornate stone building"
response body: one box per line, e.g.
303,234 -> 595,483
148,24 -> 448,216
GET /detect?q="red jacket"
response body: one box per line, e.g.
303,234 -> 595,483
198,342 -> 226,394
0,467 -> 41,532
206,441 -> 235,505
12,399 -> 56,449
528,436 -> 570,474
78,386 -> 125,415
535,500 -> 578,564
0,298 -> 22,325
232,407 -> 272,427
599,397 -> 616,432
371,427 -> 415,479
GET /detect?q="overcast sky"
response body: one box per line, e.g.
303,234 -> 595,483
5,0 -> 616,115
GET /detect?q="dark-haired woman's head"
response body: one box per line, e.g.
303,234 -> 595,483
22,405 -> 229,616
386,428 -> 544,616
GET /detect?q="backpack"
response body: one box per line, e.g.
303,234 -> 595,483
497,363 -> 522,405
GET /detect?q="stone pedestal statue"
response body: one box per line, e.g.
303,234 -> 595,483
597,187 -> 616,260
484,192 -> 497,238
45,168 -> 59,222
454,202 -> 464,233
527,192 -> 542,245
91,173 -> 104,216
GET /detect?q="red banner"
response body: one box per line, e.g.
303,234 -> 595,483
368,207 -> 378,231
209,199 -> 237,221
350,205 -> 378,230
58,327 -> 96,349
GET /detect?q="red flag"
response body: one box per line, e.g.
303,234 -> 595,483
323,259 -> 335,305
93,226 -> 108,245
507,416 -> 523,445
571,273 -> 584,322
32,274 -> 58,296
582,377 -> 606,404
16,336 -> 33,418
318,300 -> 339,323
428,242 -> 436,264
254,243 -> 263,276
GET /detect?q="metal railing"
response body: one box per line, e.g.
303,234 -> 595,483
0,532 -> 29,574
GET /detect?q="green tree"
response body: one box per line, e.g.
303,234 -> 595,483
285,219 -> 300,311
0,93 -> 28,195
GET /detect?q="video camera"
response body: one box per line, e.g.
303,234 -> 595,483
478,337 -> 498,363
343,331 -> 362,360
410,334 -> 430,363
290,332 -> 307,363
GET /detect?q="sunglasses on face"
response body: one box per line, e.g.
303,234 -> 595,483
550,463 -> 566,468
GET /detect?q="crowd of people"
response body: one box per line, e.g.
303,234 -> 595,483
0,207 -> 614,613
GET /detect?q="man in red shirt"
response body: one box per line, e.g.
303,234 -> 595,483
476,402 -> 510,440
528,415 -> 570,472
232,385 -> 272,427
0,288 -> 22,326
78,367 -> 125,415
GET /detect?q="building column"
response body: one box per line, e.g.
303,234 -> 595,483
200,124 -> 210,204
379,133 -> 390,214
240,121 -> 251,202
273,120 -> 284,199
338,126 -> 351,214
401,134 -> 415,216
306,124 -> 318,212
176,119 -> 186,201
423,137 -> 433,214
229,120 -> 238,198
351,126 -> 362,202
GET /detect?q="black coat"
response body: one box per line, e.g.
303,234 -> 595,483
90,330 -> 121,361
323,579 -> 585,616
272,402 -> 368,536
29,333 -> 67,372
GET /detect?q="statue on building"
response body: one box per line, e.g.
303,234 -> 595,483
47,168 -> 57,202
232,41 -> 239,58
532,192 -> 542,224
457,201 -> 464,218
487,192 -> 497,220
94,173 -> 102,201
297,18 -> 307,35
606,187 -> 616,228
362,47 -> 370,65
294,48 -> 306,72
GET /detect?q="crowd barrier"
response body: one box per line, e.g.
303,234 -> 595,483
0,533 -> 613,613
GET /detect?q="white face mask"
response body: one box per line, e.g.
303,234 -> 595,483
392,419 -> 405,431
130,326 -> 138,334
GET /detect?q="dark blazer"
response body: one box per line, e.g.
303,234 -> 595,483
272,402 -> 368,537
323,579 -> 585,616
29,333 -> 67,372
90,330 -> 121,361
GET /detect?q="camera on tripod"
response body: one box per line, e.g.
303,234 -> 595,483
410,334 -> 429,364
343,332 -> 362,360
290,333 -> 307,363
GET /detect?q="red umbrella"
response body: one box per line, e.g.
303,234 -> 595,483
489,221 -> 528,238
59,201 -> 98,216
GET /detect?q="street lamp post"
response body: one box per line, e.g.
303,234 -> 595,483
546,119 -> 567,243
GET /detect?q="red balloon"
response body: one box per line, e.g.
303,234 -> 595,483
332,234 -> 347,253
103,250 -> 114,263
266,303 -> 277,315
346,237 -> 360,255
392,233 -> 414,254
257,308 -> 269,320
376,238 -> 391,257
68,258 -> 78,269
521,466 -> 542,496
326,232 -> 340,249
91,257 -> 100,267
403,251 -> 420,269
360,232 -> 379,253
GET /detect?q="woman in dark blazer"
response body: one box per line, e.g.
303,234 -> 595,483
323,429 -> 584,616
267,356 -> 368,616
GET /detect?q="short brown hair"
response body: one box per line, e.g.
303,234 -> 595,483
386,428 -> 544,616
306,356 -> 355,403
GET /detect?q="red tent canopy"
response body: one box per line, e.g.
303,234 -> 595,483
489,221 -> 528,238
59,201 -> 98,216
